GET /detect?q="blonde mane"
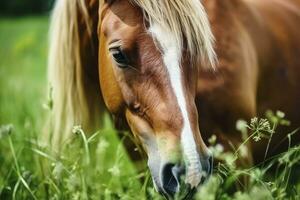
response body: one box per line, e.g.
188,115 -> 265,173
48,0 -> 216,146
48,0 -> 102,147
129,0 -> 217,68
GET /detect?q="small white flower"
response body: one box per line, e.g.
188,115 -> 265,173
236,120 -> 248,133
96,139 -> 109,154
108,165 -> 120,176
276,110 -> 285,119
0,124 -> 14,139
208,134 -> 217,145
52,162 -> 64,180
251,117 -> 258,125
72,125 -> 82,134
239,145 -> 248,158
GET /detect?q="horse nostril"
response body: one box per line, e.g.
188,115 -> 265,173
208,155 -> 213,174
161,163 -> 185,197
205,155 -> 213,176
199,154 -> 213,183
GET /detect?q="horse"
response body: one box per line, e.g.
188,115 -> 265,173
47,0 -> 300,198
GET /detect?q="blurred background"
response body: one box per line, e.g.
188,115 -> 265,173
0,0 -> 54,131
0,0 -> 54,16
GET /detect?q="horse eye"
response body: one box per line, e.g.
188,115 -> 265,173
110,47 -> 130,68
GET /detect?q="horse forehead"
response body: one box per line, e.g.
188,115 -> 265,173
101,1 -> 142,32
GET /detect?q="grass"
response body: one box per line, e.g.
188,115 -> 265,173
0,16 -> 299,200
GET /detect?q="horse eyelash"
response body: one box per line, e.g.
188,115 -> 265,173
108,46 -> 141,73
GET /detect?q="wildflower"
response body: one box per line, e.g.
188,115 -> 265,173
249,118 -> 274,142
236,119 -> 248,134
52,162 -> 64,180
223,153 -> 236,167
208,134 -> 217,145
253,135 -> 261,142
108,165 -> 121,176
209,143 -> 224,158
249,168 -> 264,182
276,110 -> 285,119
72,125 -> 82,135
0,124 -> 14,139
66,174 -> 80,192
266,110 -> 290,126
96,138 -> 109,154
238,145 -> 248,158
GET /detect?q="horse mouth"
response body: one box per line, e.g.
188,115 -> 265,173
149,155 -> 213,199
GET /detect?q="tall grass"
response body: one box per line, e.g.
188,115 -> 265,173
0,17 -> 299,200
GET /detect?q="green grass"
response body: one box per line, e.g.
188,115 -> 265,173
0,16 -> 47,130
0,17 -> 299,200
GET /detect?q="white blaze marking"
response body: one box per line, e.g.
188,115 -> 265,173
149,24 -> 202,187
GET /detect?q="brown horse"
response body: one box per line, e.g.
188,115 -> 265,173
47,0 -> 300,198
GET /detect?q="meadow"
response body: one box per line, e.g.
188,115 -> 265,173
0,17 -> 299,200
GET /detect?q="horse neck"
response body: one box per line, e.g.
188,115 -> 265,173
202,0 -> 274,66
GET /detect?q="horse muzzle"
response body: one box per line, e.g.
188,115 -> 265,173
148,154 -> 213,199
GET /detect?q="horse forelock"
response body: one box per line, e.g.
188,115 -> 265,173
138,0 -> 216,68
99,0 -> 217,69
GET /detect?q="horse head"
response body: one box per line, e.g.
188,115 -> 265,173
99,0 -> 216,197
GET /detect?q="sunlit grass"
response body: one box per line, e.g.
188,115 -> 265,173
0,17 -> 299,200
